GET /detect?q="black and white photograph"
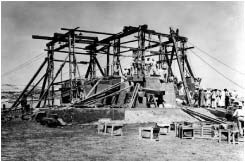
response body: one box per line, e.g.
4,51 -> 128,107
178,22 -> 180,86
1,1 -> 244,161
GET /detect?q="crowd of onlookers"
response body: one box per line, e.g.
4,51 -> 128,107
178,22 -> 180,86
190,88 -> 244,136
190,88 -> 244,109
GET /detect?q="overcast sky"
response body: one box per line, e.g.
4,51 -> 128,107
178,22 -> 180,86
1,1 -> 245,94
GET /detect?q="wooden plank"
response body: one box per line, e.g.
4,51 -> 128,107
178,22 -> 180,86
85,78 -> 103,98
53,59 -> 88,64
80,81 -> 123,103
82,86 -> 132,105
184,108 -> 226,124
61,28 -> 115,36
32,35 -> 53,40
128,83 -> 140,108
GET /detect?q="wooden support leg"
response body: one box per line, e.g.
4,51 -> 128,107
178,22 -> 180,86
139,128 -> 142,139
120,126 -> 123,136
97,124 -> 100,134
104,123 -> 107,134
228,131 -> 231,144
175,124 -> 178,137
218,130 -> 221,143
111,125 -> 114,136
150,128 -> 153,140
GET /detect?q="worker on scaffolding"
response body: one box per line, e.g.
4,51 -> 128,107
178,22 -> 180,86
113,62 -> 120,76
149,58 -> 156,76
159,63 -> 168,83
145,57 -> 151,76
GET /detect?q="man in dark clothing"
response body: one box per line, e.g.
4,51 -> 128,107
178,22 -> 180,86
224,89 -> 230,109
193,90 -> 199,107
20,94 -> 28,113
198,89 -> 202,107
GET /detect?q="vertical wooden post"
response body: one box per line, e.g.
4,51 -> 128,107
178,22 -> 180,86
138,25 -> 146,76
68,33 -> 73,102
47,45 -> 51,106
113,39 -> 120,75
50,45 -> 54,107
36,56 -> 69,107
72,31 -> 77,99
181,41 -> 185,73
107,45 -> 110,76
170,29 -> 191,105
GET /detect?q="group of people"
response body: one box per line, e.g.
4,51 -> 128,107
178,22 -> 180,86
123,57 -> 170,83
191,88 -> 244,136
192,88 -> 241,109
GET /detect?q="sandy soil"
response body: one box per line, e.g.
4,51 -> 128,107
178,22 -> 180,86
1,120 -> 244,161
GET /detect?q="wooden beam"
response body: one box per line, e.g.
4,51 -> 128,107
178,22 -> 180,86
120,39 -> 138,45
61,28 -> 115,36
53,59 -> 89,64
54,33 -> 98,41
145,40 -> 172,50
45,49 -> 132,57
47,27 -> 79,46
32,35 -> 53,40
33,34 -> 95,44
94,57 -> 105,76
36,56 -> 69,108
85,25 -> 144,50
145,29 -> 188,41
11,58 -> 48,108
85,78 -> 103,98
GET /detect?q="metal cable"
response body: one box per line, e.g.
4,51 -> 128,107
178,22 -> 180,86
188,41 -> 245,76
190,49 -> 245,90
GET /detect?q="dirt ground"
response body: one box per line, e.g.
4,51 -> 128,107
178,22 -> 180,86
1,120 -> 244,161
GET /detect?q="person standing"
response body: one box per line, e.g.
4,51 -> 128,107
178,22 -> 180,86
219,89 -> 226,107
205,90 -> 211,107
211,89 -> 217,109
198,89 -> 202,107
20,94 -> 28,114
162,63 -> 168,82
193,89 -> 199,107
201,90 -> 206,107
224,89 -> 230,109
216,90 -> 221,107
150,58 -> 157,75
233,102 -> 244,136
145,58 -> 151,76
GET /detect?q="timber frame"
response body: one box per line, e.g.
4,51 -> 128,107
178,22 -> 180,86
12,24 -> 196,108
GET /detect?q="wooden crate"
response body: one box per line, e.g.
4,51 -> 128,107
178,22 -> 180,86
139,127 -> 160,140
193,125 -> 215,138
178,125 -> 194,139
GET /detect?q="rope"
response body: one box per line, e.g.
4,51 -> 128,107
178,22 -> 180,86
186,50 -> 196,77
188,41 -> 245,76
2,52 -> 46,77
190,49 -> 245,90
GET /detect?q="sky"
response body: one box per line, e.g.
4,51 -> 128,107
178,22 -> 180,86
1,1 -> 245,95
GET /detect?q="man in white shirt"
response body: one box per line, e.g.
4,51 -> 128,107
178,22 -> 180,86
233,102 -> 244,136
145,58 -> 151,76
